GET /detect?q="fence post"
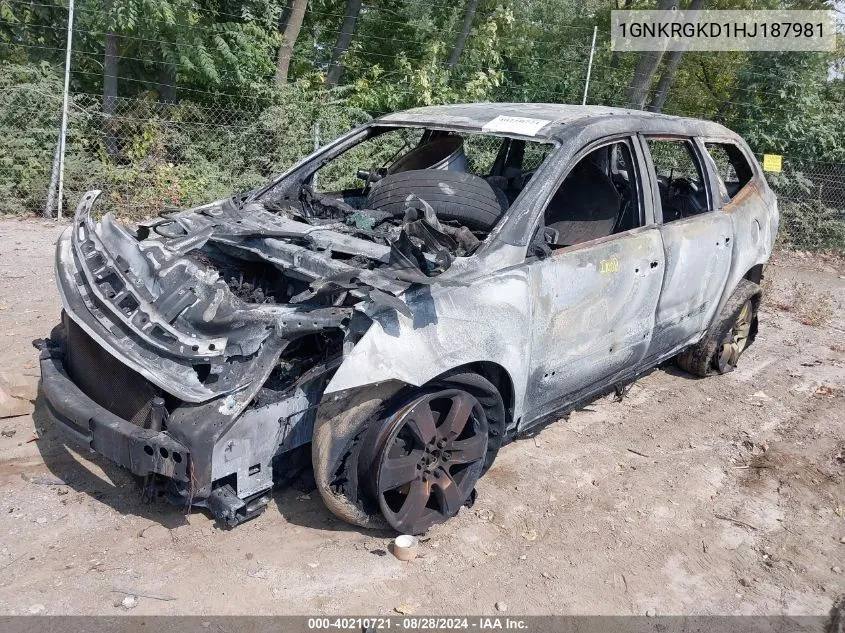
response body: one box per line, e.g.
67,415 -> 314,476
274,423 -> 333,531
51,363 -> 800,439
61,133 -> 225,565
56,0 -> 75,220
582,26 -> 598,106
44,131 -> 61,218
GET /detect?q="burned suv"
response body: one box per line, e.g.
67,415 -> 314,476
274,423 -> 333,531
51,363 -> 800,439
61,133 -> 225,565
39,104 -> 778,534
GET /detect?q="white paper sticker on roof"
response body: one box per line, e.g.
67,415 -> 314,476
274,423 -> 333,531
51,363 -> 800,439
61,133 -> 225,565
481,115 -> 552,137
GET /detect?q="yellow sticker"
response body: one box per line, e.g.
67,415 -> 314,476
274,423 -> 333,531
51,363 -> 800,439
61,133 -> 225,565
600,257 -> 620,274
762,154 -> 782,173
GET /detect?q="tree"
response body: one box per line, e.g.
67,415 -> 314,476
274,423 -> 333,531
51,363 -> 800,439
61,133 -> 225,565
278,1 -> 292,34
326,0 -> 364,87
158,66 -> 177,104
447,0 -> 479,69
724,52 -> 845,163
626,0 -> 677,109
648,0 -> 705,112
350,3 -> 513,113
647,49 -> 681,112
275,0 -> 308,84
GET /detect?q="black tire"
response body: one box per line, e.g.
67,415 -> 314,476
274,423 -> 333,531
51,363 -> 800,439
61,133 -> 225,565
366,169 -> 506,232
312,371 -> 506,531
677,279 -> 761,377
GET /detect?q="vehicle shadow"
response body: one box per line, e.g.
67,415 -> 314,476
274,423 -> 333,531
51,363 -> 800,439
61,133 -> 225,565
32,386 -> 192,530
31,360 -> 700,536
659,362 -> 704,380
32,385 -> 394,536
514,361 -> 698,440
268,483 -> 396,538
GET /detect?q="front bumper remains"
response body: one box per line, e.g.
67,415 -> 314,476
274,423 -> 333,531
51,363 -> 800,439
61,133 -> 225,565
38,347 -> 190,483
41,190 -> 375,527
38,319 -> 335,527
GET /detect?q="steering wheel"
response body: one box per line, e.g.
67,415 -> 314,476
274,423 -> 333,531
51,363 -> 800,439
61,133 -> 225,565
355,164 -> 380,195
670,177 -> 699,196
363,165 -> 377,194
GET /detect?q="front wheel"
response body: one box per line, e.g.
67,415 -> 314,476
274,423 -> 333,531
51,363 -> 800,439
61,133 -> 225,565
361,389 -> 489,534
312,372 -> 506,534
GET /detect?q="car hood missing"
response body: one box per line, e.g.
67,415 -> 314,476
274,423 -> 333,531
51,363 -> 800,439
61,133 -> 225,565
55,188 -> 482,405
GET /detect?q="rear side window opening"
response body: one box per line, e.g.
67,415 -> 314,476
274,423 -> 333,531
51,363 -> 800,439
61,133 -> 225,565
703,142 -> 754,203
646,138 -> 711,223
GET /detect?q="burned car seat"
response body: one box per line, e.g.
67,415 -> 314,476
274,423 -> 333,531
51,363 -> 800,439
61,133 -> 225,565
544,159 -> 621,247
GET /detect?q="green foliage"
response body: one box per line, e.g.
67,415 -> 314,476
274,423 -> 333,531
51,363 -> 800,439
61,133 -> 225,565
0,62 -> 370,218
99,0 -> 279,91
66,83 -> 371,217
722,52 -> 845,164
0,62 -> 63,214
0,0 -> 843,242
778,200 -> 845,253
348,3 -> 514,113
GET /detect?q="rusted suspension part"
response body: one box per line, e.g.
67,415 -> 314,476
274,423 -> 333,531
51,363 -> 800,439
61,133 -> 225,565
369,389 -> 488,534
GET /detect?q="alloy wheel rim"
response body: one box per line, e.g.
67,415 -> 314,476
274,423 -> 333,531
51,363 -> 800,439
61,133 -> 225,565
372,389 -> 488,534
716,300 -> 753,372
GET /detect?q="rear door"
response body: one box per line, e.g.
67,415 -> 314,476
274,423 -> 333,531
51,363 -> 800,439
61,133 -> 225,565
640,136 -> 733,357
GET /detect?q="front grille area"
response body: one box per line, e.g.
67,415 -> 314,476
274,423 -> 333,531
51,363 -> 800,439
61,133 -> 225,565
63,314 -> 157,427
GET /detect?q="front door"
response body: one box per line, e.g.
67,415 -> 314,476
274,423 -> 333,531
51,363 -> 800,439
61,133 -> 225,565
525,228 -> 665,422
523,138 -> 664,424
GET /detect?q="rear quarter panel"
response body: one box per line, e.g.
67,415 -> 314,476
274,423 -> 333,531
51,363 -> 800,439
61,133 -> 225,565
715,156 -> 778,314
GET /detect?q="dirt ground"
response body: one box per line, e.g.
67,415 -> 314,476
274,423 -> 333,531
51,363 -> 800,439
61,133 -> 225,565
0,217 -> 843,616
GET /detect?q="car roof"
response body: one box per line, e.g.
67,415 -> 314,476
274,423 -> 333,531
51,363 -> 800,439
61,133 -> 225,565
378,102 -> 738,142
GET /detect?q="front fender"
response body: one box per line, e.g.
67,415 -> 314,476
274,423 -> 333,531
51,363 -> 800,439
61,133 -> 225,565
324,266 -> 532,421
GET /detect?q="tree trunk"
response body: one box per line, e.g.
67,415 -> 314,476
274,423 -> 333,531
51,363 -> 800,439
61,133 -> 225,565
609,0 -> 634,69
625,0 -> 677,109
103,34 -> 119,115
102,1 -> 119,157
326,0 -> 363,87
275,0 -> 308,85
648,50 -> 682,112
447,0 -> 479,69
278,1 -> 292,35
646,0 -> 705,112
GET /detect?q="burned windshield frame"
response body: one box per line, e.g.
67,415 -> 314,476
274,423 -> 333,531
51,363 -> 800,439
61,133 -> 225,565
251,123 -> 556,206
250,124 -> 393,203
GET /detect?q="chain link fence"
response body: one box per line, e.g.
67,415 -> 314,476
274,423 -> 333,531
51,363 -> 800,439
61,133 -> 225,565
767,162 -> 845,251
2,78 -> 844,252
1,72 -> 370,218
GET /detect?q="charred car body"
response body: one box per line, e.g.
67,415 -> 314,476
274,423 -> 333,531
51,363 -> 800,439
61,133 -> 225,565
39,104 -> 777,534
